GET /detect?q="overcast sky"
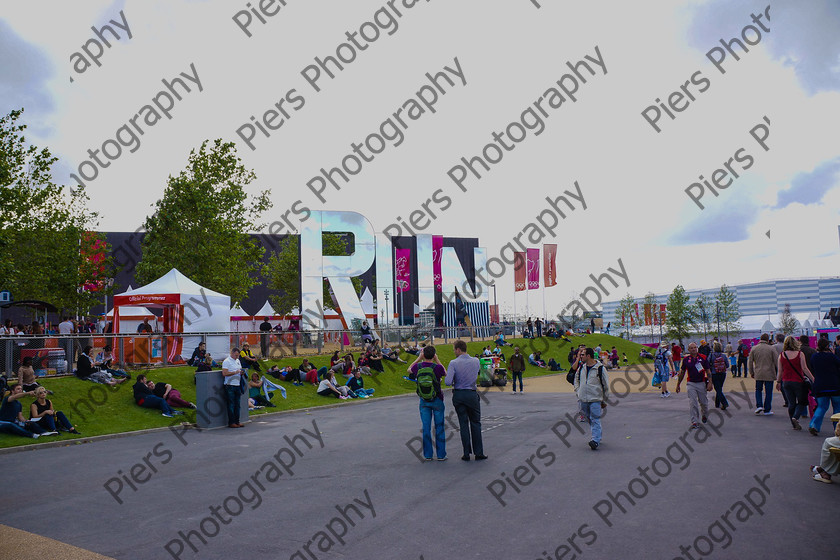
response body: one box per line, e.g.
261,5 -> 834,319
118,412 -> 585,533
2,0 -> 839,317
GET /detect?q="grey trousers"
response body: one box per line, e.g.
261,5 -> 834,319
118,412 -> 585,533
687,381 -> 709,425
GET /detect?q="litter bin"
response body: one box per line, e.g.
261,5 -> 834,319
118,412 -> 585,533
195,370 -> 249,429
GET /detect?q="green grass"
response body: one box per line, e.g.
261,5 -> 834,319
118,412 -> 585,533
1,334 -> 653,449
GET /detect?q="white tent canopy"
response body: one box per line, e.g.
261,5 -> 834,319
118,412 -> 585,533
113,268 -> 230,360
255,300 -> 279,318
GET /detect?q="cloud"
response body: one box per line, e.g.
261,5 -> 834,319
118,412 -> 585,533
688,1 -> 840,93
774,156 -> 840,208
0,19 -> 55,133
668,199 -> 761,245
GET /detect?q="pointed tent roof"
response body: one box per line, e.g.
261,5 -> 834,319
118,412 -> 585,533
802,319 -> 812,330
360,287 -> 374,315
119,269 -> 227,299
255,300 -> 278,318
760,320 -> 775,332
230,303 -> 252,319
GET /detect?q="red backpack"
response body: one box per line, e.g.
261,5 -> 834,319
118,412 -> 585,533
712,353 -> 728,374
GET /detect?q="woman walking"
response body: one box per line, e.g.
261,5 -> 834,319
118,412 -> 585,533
708,341 -> 730,410
776,336 -> 814,431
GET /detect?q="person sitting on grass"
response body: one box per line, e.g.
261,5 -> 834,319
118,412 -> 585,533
29,386 -> 80,434
639,348 -> 654,360
132,374 -> 182,418
330,351 -> 341,368
195,354 -> 213,373
0,385 -> 57,438
239,343 -> 261,372
151,379 -> 196,409
317,372 -> 349,399
529,351 -> 547,368
381,343 -> 407,364
76,346 -> 127,386
548,357 -> 564,371
347,369 -> 375,398
18,357 -> 48,393
811,422 -> 840,483
492,344 -> 507,362
405,343 -> 421,356
495,331 -> 511,347
299,358 -> 320,385
366,342 -> 384,373
96,345 -> 130,378
248,372 -> 277,407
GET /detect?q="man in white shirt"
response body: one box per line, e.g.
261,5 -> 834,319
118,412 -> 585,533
58,317 -> 76,365
222,348 -> 244,428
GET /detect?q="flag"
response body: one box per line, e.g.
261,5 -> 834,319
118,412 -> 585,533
527,248 -> 540,290
432,235 -> 443,292
543,244 -> 557,288
514,252 -> 526,292
644,304 -> 652,326
634,303 -> 641,326
395,249 -> 411,293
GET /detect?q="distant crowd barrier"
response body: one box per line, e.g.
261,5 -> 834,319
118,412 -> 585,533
0,324 -> 514,376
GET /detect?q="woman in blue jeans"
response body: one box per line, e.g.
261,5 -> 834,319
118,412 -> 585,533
29,386 -> 80,434
808,338 -> 840,436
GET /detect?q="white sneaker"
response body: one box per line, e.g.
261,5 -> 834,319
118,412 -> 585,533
763,411 -> 774,415
664,392 -> 671,397
660,393 -> 665,398
754,407 -> 764,415
44,431 -> 59,436
32,433 -> 40,439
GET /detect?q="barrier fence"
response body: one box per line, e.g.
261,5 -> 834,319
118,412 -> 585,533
0,324 -> 516,378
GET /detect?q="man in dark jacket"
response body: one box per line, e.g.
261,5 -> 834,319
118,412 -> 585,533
509,347 -> 526,394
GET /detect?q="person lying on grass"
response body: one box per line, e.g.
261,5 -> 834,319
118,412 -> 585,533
150,379 -> 196,409
132,374 -> 183,418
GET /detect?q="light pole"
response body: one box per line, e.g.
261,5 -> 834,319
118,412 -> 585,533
384,289 -> 390,340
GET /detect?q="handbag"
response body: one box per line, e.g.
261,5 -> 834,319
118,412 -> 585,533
783,351 -> 811,397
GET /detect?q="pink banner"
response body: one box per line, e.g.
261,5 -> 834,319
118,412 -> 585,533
433,235 -> 443,292
527,248 -> 540,290
395,249 -> 411,293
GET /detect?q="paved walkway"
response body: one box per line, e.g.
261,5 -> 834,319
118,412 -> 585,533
1,371 -> 837,559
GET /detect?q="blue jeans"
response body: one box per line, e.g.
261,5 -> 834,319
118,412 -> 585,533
225,385 -> 241,425
419,398 -> 446,459
580,401 -> 602,444
139,395 -> 175,416
711,373 -> 729,408
810,395 -> 840,432
37,412 -> 73,431
0,420 -> 38,438
511,372 -> 523,392
755,380 -> 773,412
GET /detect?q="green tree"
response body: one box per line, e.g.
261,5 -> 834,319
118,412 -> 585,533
778,303 -> 798,335
0,108 -> 108,313
615,293 -> 636,340
263,234 -> 362,316
715,284 -> 741,343
665,285 -> 696,345
693,293 -> 713,342
136,139 -> 271,302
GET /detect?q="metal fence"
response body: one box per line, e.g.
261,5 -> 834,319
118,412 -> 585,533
0,324 -> 516,378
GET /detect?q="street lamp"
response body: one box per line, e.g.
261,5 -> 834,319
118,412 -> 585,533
491,283 -> 497,324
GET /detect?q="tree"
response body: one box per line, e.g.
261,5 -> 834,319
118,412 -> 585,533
693,293 -> 713,342
665,285 -> 696,345
615,293 -> 636,340
715,284 -> 741,342
263,234 -> 362,316
136,139 -> 271,303
779,303 -> 798,335
643,292 -> 659,343
0,108 -> 109,313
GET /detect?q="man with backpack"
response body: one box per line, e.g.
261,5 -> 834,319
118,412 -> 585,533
736,341 -> 750,377
653,341 -> 675,397
408,345 -> 447,461
574,347 -> 610,450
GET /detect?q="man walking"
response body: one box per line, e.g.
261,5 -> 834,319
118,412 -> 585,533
574,347 -> 609,450
222,347 -> 244,428
445,340 -> 486,461
509,346 -> 526,394
676,342 -> 712,429
749,333 -> 778,415
654,341 -> 675,397
408,346 -> 447,461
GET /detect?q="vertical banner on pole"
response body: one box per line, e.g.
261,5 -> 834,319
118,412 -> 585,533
526,248 -> 540,290
514,252 -> 527,292
432,235 -> 443,293
644,304 -> 652,326
543,244 -> 557,287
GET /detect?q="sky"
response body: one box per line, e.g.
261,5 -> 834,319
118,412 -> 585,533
2,0 -> 839,317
